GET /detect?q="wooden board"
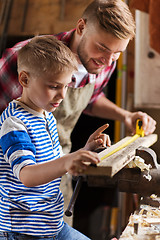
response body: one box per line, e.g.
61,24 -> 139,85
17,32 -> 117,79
84,134 -> 158,177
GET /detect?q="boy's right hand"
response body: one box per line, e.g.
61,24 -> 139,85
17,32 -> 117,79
64,149 -> 100,176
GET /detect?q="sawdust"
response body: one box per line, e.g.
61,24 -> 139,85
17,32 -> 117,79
127,156 -> 152,181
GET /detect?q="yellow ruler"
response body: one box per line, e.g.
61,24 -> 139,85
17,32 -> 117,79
100,119 -> 144,161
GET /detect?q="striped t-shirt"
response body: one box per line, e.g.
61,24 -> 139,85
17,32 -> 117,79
0,100 -> 64,236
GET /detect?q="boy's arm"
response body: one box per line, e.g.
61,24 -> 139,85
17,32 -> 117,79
1,114 -> 101,187
1,116 -> 99,187
19,149 -> 99,187
20,124 -> 112,187
0,116 -> 37,178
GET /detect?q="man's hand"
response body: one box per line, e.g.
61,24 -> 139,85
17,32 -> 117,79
124,111 -> 156,135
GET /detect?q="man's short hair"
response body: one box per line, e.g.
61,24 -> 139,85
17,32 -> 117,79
17,35 -> 78,76
82,0 -> 135,39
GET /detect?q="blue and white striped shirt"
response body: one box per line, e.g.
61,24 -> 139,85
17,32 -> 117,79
0,100 -> 64,236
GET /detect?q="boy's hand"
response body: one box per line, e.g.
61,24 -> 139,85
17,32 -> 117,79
64,149 -> 100,176
84,123 -> 111,151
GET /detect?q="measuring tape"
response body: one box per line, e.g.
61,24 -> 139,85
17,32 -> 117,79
100,119 -> 144,161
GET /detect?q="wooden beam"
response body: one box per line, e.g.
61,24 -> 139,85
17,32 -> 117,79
84,134 -> 158,177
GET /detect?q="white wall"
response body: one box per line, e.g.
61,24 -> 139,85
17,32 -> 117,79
134,11 -> 160,109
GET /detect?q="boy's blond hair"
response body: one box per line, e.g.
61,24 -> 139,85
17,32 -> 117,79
17,35 -> 78,76
82,0 -> 135,40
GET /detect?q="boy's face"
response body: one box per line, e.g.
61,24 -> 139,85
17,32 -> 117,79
20,70 -> 73,113
76,20 -> 130,74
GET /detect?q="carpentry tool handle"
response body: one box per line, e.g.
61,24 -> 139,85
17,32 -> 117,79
65,146 -> 106,217
65,176 -> 83,217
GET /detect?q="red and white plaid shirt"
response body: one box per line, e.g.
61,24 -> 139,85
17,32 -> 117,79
0,29 -> 116,114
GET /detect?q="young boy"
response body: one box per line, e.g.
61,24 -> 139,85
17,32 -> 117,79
0,36 -> 110,239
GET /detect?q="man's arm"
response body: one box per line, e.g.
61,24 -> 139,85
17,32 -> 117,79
0,39 -> 30,113
90,95 -> 156,136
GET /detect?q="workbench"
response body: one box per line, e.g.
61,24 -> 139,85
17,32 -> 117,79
66,133 -> 158,209
119,197 -> 160,240
66,133 -> 160,239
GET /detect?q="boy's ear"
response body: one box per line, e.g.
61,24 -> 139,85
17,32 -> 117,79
76,18 -> 86,35
19,71 -> 29,87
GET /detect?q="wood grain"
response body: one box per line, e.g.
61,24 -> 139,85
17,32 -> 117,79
84,134 -> 158,177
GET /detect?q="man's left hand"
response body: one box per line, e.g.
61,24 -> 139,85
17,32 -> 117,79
124,111 -> 156,135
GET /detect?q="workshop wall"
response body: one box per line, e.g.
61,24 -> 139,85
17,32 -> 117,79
0,0 -> 92,36
128,4 -> 160,161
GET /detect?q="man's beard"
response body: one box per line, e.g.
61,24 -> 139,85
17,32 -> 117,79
77,38 -> 103,74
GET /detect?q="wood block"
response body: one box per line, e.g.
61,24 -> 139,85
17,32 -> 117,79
84,134 -> 158,177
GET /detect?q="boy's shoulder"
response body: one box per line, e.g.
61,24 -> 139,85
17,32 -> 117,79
0,100 -> 26,125
0,101 -> 57,127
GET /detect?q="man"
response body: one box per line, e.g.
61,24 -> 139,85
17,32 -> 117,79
0,0 -> 156,237
0,0 -> 156,153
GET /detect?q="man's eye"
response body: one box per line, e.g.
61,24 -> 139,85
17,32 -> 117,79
97,46 -> 105,52
49,85 -> 58,89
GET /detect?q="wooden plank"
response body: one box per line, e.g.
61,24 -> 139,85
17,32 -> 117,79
84,134 -> 158,177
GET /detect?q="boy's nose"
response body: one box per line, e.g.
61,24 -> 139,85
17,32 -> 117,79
59,88 -> 66,99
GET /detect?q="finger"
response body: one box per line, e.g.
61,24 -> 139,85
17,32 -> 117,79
75,164 -> 88,175
80,151 -> 100,164
105,134 -> 111,146
145,117 -> 156,135
137,114 -> 148,132
72,155 -> 97,175
91,123 -> 109,138
97,134 -> 111,147
136,114 -> 156,135
69,162 -> 87,176
87,138 -> 103,150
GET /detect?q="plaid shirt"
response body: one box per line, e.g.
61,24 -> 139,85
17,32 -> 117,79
0,30 -> 116,114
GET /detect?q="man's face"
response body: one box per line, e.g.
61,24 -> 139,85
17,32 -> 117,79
76,22 -> 130,74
